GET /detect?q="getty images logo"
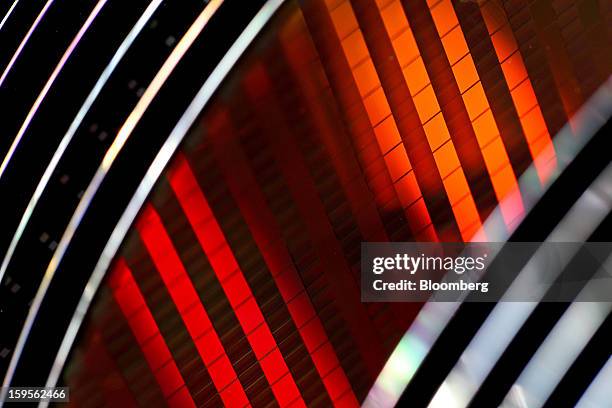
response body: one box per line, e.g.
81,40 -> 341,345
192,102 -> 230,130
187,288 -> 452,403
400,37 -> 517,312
372,253 -> 488,275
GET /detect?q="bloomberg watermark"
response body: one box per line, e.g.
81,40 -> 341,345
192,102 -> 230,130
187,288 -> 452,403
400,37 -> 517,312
361,242 -> 612,302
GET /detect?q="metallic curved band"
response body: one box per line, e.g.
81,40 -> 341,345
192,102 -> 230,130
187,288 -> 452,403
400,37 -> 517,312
0,0 -> 21,32
40,0 -> 285,402
0,0 -> 163,302
1,0 -> 226,401
0,0 -> 55,89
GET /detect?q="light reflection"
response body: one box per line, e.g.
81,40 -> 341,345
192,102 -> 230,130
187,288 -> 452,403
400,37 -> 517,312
363,77 -> 612,408
1,0 -> 224,398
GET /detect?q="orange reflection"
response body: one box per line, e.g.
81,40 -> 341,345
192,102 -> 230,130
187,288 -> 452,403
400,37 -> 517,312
479,0 -> 557,184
